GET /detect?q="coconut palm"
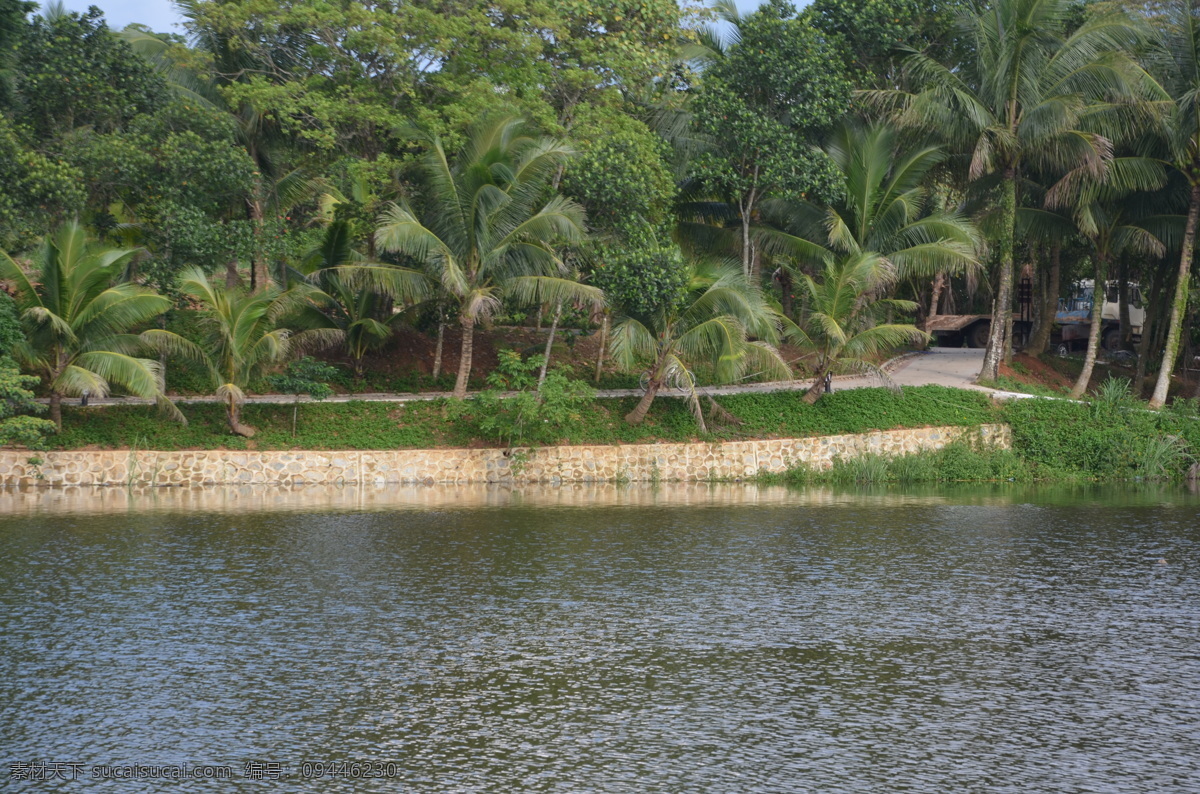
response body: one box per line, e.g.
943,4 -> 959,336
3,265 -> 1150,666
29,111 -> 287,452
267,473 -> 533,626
374,117 -> 603,398
0,222 -> 182,429
170,268 -> 330,437
680,0 -> 741,66
758,121 -> 981,282
1147,0 -> 1200,407
611,258 -> 790,430
787,252 -> 932,404
290,220 -> 428,377
873,0 -> 1162,381
1045,157 -> 1170,397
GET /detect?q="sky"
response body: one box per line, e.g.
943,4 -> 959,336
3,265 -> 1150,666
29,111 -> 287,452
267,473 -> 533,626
52,0 -> 782,36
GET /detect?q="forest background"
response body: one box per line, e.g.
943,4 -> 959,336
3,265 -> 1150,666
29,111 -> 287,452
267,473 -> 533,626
3,0 -> 1200,451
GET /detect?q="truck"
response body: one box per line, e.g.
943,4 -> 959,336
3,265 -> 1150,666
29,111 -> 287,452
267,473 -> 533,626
927,279 -> 1143,354
1052,279 -> 1144,355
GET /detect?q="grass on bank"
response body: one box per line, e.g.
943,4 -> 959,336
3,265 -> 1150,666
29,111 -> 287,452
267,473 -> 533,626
42,378 -> 1200,483
761,381 -> 1200,484
758,439 -> 1032,485
49,385 -> 995,451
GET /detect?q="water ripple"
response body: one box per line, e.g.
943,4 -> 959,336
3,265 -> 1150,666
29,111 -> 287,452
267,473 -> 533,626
1,497 -> 1198,792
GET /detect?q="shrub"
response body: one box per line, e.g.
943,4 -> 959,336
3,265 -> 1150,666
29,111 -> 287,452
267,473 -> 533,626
463,350 -> 595,449
1002,395 -> 1200,480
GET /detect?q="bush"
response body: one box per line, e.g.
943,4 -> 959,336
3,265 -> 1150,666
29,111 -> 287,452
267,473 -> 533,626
458,350 -> 595,449
1002,393 -> 1200,480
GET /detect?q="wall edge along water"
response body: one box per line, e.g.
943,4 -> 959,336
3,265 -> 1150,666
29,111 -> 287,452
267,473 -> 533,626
0,425 -> 1011,488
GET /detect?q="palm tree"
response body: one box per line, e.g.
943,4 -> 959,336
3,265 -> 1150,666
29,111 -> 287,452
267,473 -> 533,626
374,117 -> 603,398
0,222 -> 182,429
680,0 -> 741,66
758,121 -> 981,284
611,258 -> 790,430
874,0 -> 1161,381
171,268 -> 328,437
1148,0 -> 1200,407
787,252 -> 932,404
291,220 -> 428,377
1045,157 -> 1169,397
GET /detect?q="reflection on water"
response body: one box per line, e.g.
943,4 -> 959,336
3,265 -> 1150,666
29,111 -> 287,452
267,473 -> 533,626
1,483 -> 1198,792
2,480 -> 1200,514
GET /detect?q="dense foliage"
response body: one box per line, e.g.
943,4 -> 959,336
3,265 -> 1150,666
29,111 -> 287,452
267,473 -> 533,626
4,0 -> 1200,452
0,293 -> 56,446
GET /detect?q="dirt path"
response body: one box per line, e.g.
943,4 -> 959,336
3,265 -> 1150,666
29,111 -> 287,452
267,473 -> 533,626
57,349 -> 990,409
855,348 -> 988,391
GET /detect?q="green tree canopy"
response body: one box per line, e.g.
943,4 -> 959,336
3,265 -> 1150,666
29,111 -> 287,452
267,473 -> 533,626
686,0 -> 853,278
9,4 -> 166,139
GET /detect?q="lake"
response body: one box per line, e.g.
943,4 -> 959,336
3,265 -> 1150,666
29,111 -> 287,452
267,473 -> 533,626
2,483 -> 1198,792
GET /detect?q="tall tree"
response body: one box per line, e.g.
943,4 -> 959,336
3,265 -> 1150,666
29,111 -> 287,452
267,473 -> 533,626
9,4 -> 165,139
170,268 -> 325,437
685,0 -> 852,280
878,0 -> 1160,381
374,118 -> 602,398
1046,158 -> 1170,398
1148,0 -> 1200,407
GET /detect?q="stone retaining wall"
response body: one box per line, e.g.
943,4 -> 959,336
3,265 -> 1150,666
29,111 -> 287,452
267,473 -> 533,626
0,424 -> 1009,488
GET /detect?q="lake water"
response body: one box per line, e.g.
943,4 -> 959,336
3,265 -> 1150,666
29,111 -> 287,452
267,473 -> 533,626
2,483 -> 1199,792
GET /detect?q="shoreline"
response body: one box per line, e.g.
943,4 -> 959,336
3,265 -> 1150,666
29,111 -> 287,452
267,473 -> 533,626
1,424 -> 1010,488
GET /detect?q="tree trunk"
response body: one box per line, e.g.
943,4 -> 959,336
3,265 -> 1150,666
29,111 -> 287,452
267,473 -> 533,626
1069,252 -> 1107,399
452,314 -> 475,399
1150,181 -> 1200,408
49,391 -> 63,431
1027,240 -> 1060,356
625,379 -> 661,424
925,271 -> 946,332
778,268 -> 795,319
981,168 -> 1017,381
686,393 -> 709,435
594,314 -> 609,385
1118,260 -> 1132,350
802,364 -> 832,404
741,202 -> 752,280
225,259 -> 241,290
432,321 -> 445,380
1135,268 -> 1162,397
941,277 -> 956,314
226,396 -> 256,437
248,197 -> 267,292
538,300 -> 562,389
1004,315 -> 1015,364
